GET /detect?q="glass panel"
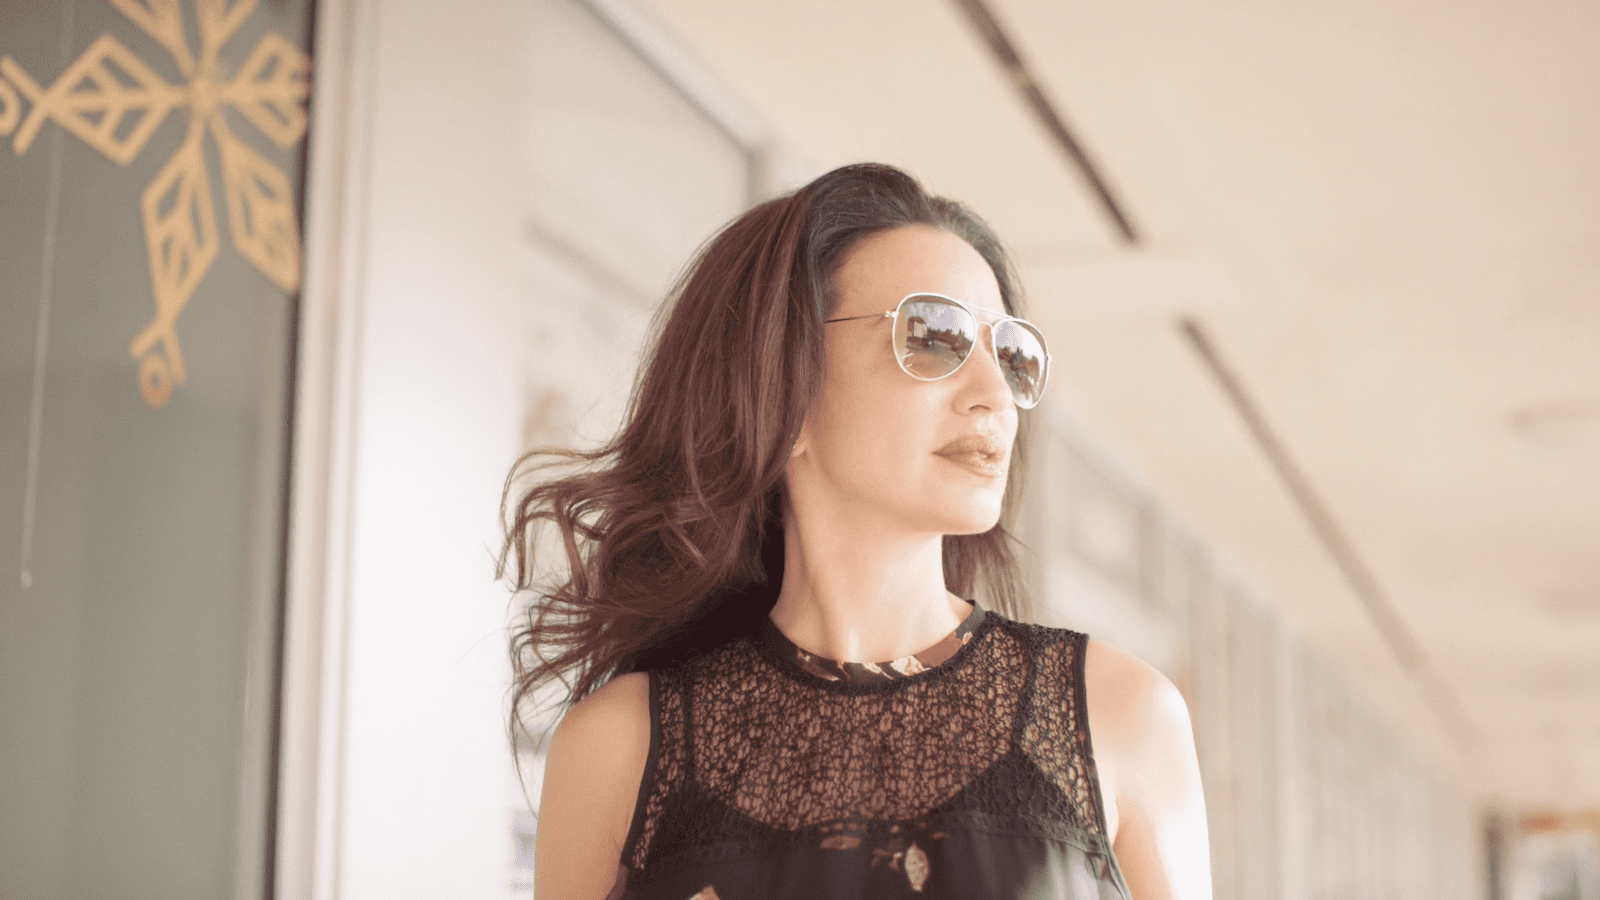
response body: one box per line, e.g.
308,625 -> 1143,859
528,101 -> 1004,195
0,1 -> 313,896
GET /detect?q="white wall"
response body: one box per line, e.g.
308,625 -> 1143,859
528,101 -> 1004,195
335,2 -> 530,896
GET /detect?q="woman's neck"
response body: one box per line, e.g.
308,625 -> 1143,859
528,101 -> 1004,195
768,507 -> 969,664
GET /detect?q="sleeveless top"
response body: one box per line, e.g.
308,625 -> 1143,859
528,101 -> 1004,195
617,602 -> 1133,899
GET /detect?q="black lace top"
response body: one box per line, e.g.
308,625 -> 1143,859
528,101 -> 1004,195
618,603 -> 1132,899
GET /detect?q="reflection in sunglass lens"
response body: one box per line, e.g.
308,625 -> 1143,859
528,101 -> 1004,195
895,296 -> 976,379
994,320 -> 1048,408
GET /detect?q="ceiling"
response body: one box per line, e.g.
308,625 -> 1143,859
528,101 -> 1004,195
630,0 -> 1600,809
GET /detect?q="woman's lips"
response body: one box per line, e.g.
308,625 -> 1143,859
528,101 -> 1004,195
935,434 -> 1008,477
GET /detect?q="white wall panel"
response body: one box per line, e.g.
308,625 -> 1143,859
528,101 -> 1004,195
333,3 -> 535,897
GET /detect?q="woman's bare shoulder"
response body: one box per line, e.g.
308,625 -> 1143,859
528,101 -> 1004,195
551,671 -> 651,751
1083,639 -> 1212,899
1082,638 -> 1196,802
543,671 -> 653,824
536,672 -> 652,899
1083,639 -> 1191,735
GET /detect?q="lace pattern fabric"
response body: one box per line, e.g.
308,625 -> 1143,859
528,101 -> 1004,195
620,607 -> 1128,899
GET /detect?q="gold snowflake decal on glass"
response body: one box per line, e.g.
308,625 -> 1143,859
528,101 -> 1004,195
0,0 -> 310,408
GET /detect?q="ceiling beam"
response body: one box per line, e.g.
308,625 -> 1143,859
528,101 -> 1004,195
1181,317 -> 1478,748
950,0 -> 1140,244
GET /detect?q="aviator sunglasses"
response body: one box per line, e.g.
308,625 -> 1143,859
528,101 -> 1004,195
824,292 -> 1051,408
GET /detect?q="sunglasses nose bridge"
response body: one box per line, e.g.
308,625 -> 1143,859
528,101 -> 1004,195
949,318 -> 1017,406
975,319 -> 1014,375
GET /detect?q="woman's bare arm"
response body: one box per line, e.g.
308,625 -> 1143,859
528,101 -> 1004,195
1086,639 -> 1212,900
535,672 -> 652,900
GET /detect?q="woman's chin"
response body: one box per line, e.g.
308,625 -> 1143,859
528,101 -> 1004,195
929,504 -> 1005,537
937,484 -> 1008,534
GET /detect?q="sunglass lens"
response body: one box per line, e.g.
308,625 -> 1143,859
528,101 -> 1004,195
994,319 -> 1048,408
894,295 -> 977,379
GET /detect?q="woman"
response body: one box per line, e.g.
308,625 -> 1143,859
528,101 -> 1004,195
504,164 -> 1210,899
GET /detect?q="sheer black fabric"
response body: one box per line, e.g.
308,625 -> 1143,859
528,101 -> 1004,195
619,605 -> 1131,899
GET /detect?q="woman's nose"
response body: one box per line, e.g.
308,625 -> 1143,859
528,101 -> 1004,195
957,322 -> 1015,410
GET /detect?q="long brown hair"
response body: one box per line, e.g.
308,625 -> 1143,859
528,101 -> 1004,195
501,163 -> 1035,733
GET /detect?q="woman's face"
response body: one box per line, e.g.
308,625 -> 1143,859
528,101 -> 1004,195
793,224 -> 1019,537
